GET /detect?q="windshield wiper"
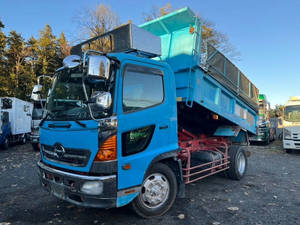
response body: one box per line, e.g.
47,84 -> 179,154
40,109 -> 66,127
39,112 -> 50,127
55,112 -> 87,128
74,119 -> 86,128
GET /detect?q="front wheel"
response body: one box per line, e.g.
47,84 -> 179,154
285,149 -> 292,154
131,163 -> 177,218
264,137 -> 270,145
32,143 -> 40,151
2,138 -> 9,150
227,145 -> 248,180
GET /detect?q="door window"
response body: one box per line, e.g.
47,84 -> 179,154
122,125 -> 155,156
122,64 -> 164,113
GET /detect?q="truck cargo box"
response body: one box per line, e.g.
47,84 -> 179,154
0,97 -> 33,135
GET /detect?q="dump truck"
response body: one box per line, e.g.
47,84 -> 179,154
249,94 -> 275,144
0,97 -> 33,149
37,8 -> 258,218
280,96 -> 300,153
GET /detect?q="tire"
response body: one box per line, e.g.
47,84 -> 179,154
227,145 -> 247,180
2,138 -> 9,150
285,149 -> 292,154
32,143 -> 40,151
20,135 -> 26,145
264,137 -> 270,145
131,163 -> 177,218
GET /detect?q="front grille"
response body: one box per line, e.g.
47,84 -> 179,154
258,128 -> 266,132
292,133 -> 299,140
42,144 -> 91,167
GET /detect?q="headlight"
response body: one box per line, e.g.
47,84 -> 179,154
259,122 -> 266,128
81,181 -> 103,195
284,128 -> 291,139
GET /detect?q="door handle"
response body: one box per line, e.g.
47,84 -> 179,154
159,125 -> 169,130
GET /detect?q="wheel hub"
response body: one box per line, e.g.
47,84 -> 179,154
141,173 -> 169,208
237,152 -> 246,175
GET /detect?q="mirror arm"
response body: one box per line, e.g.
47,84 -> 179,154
81,76 -> 100,122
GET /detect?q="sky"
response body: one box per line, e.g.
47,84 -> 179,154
0,0 -> 300,108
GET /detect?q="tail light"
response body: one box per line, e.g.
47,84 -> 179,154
94,135 -> 117,161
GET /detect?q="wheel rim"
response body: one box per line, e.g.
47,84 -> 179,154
237,152 -> 246,175
140,173 -> 170,209
23,137 -> 26,143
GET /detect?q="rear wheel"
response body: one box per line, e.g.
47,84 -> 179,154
227,145 -> 247,180
21,135 -> 26,144
131,163 -> 177,218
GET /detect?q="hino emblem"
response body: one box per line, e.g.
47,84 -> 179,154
53,143 -> 66,158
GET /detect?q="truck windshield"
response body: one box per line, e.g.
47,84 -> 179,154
284,105 -> 300,122
45,67 -> 114,121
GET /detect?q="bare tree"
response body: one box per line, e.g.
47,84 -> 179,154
143,3 -> 173,22
74,4 -> 120,52
201,18 -> 240,61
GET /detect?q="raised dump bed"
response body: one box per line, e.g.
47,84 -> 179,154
140,7 -> 258,134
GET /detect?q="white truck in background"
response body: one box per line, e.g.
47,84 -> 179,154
30,75 -> 52,151
0,97 -> 33,149
280,96 -> 300,153
30,99 -> 45,150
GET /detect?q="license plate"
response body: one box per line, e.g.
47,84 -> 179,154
50,183 -> 65,199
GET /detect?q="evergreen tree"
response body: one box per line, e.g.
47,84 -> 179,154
37,24 -> 59,75
26,36 -> 39,74
57,32 -> 70,60
0,19 -> 8,96
5,30 -> 28,97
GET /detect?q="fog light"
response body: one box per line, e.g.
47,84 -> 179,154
81,181 -> 103,195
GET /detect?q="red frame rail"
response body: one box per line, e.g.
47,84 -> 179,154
178,129 -> 230,184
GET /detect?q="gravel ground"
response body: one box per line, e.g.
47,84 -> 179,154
0,141 -> 300,225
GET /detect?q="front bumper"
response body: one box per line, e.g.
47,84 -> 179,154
30,134 -> 39,144
249,135 -> 266,142
283,139 -> 300,150
37,161 -> 117,208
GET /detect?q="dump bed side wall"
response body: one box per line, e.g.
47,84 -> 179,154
175,68 -> 257,133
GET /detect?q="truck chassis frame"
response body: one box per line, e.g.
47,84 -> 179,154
178,129 -> 230,184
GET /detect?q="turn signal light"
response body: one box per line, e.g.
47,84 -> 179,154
94,135 -> 117,161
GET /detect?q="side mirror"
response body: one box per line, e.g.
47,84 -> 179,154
63,55 -> 81,68
32,84 -> 43,94
87,56 -> 110,80
31,84 -> 43,101
90,91 -> 112,109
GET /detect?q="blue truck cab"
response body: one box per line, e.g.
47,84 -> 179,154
38,8 -> 258,218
